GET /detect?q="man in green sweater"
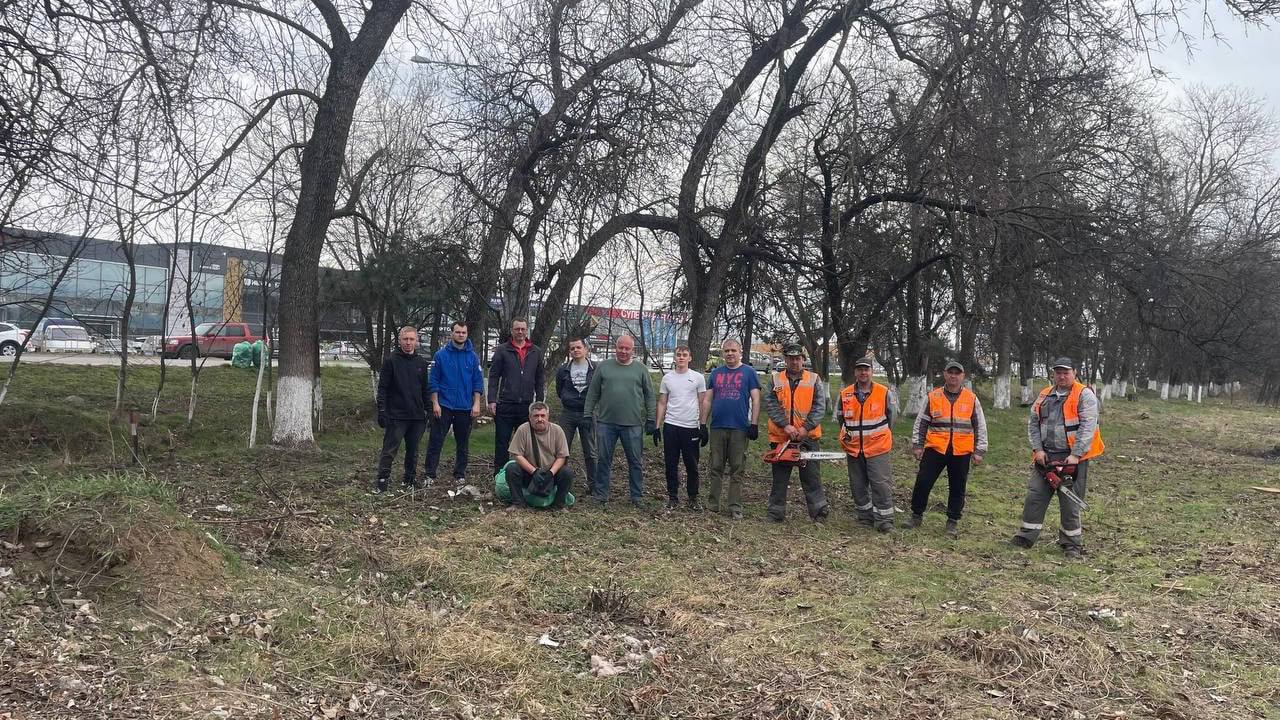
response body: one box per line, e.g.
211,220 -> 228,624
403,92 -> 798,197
583,334 -> 656,507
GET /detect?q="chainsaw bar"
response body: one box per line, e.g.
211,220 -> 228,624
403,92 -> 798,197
797,451 -> 847,461
1056,485 -> 1089,510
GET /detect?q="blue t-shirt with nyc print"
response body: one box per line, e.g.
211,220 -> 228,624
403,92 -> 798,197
707,364 -> 761,430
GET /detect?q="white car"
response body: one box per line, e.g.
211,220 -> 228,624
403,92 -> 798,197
32,319 -> 95,353
0,322 -> 30,357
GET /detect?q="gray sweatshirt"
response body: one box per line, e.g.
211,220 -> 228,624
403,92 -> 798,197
1028,385 -> 1099,456
911,389 -> 989,453
764,371 -> 828,433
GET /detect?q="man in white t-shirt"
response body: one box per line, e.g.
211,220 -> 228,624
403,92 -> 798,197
655,345 -> 709,510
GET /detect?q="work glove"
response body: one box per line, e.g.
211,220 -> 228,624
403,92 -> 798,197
376,412 -> 386,429
746,425 -> 759,441
529,468 -> 556,497
698,424 -> 709,447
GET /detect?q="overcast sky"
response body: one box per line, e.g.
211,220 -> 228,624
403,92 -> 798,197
1149,7 -> 1280,124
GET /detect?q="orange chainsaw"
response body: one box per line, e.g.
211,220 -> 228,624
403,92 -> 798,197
762,440 -> 846,466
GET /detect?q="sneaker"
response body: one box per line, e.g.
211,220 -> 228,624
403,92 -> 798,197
666,498 -> 680,511
424,476 -> 436,487
1009,535 -> 1033,549
403,478 -> 421,491
908,514 -> 923,529
944,520 -> 959,538
373,477 -> 389,494
731,509 -> 744,520
688,498 -> 704,511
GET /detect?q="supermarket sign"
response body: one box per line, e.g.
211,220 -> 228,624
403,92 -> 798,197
583,306 -> 688,324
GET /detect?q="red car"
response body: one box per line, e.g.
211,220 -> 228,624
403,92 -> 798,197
162,322 -> 260,359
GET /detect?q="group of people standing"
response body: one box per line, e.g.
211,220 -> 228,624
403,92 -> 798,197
375,319 -> 1102,559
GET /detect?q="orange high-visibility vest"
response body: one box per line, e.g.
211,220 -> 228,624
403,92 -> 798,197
924,387 -> 977,455
767,371 -> 823,443
838,382 -> 893,457
1032,381 -> 1105,460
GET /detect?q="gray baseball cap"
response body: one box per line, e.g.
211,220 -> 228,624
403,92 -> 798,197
1050,356 -> 1074,370
853,356 -> 874,368
944,359 -> 964,372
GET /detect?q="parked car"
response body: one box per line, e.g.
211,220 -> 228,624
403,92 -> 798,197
32,319 -> 95,353
750,353 -> 773,372
0,322 -> 31,356
162,322 -> 262,359
91,335 -> 124,354
327,341 -> 362,359
650,352 -> 676,370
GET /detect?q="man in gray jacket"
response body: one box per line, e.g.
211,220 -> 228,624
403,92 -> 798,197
763,344 -> 830,522
1011,357 -> 1104,560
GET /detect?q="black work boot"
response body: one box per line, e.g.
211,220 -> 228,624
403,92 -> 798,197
908,513 -> 923,529
945,520 -> 959,538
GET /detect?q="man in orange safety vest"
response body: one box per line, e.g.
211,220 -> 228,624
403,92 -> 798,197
837,355 -> 897,532
908,360 -> 988,537
1011,357 -> 1104,560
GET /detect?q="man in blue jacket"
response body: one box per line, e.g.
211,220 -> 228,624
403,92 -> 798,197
375,326 -> 431,494
425,321 -> 485,486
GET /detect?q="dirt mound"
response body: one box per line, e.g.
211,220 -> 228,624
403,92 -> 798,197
7,501 -> 226,611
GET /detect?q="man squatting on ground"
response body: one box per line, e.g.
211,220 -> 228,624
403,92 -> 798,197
703,339 -> 761,519
424,321 -> 485,486
374,326 -> 431,493
1011,356 -> 1104,560
655,345 -> 709,510
488,317 -> 545,471
909,359 -> 988,537
554,337 -> 598,494
837,355 -> 897,531
583,334 -> 656,507
504,402 -> 573,511
764,343 -> 830,522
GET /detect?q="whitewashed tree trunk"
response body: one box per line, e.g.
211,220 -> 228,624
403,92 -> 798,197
1160,382 -> 1170,400
994,374 -> 1011,409
370,370 -> 379,403
904,376 -> 929,417
1195,384 -> 1204,402
266,390 -> 274,426
1117,379 -> 1128,396
1100,382 -> 1112,401
1184,384 -> 1193,401
1147,380 -> 1157,391
273,377 -> 312,444
1020,380 -> 1033,405
886,384 -> 902,419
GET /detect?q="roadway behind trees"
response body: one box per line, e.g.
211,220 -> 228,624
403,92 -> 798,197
1,364 -> 1278,717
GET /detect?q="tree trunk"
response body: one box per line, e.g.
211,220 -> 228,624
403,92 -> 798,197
273,0 -> 413,447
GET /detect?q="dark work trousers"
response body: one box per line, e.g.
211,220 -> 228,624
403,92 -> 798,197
493,403 -> 528,470
507,464 -> 573,508
424,407 -> 474,481
768,440 -> 829,521
1015,454 -> 1089,550
910,447 -> 972,521
662,423 -> 701,501
377,419 -> 427,483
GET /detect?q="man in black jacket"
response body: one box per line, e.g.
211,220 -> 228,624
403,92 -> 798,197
554,337 -> 597,493
487,317 -> 545,470
374,326 -> 431,494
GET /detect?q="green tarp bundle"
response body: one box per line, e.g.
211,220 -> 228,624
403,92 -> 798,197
231,340 -> 265,368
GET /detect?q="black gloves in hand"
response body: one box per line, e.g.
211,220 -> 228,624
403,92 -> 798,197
376,412 -> 386,429
746,425 -> 759,441
651,427 -> 662,446
698,424 -> 710,447
529,468 -> 556,497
